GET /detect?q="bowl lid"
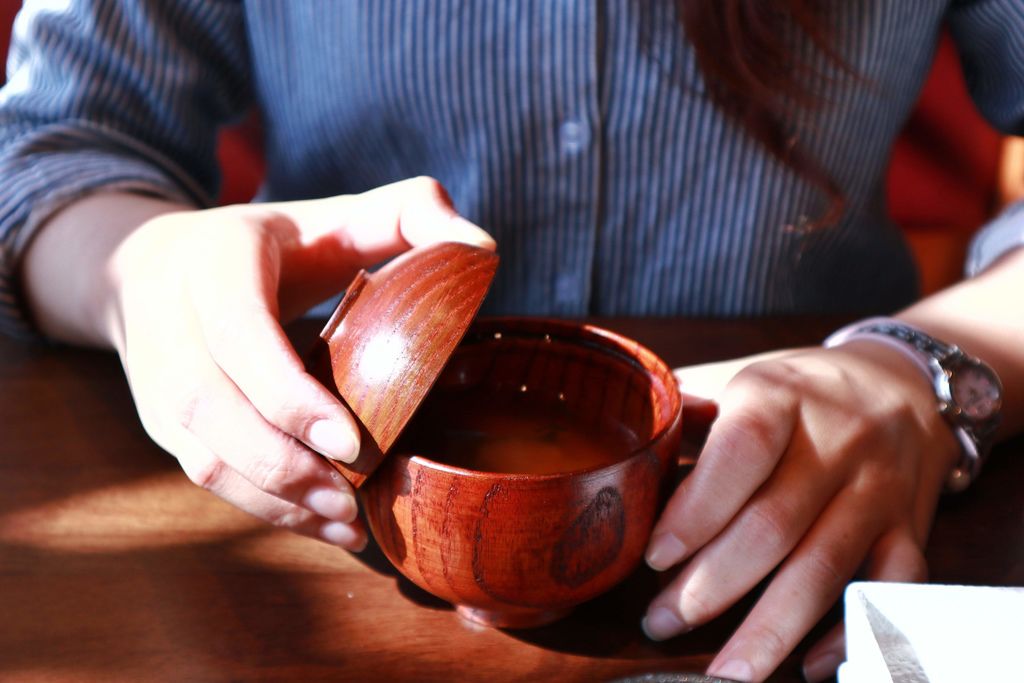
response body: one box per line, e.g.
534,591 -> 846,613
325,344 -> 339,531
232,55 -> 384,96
315,241 -> 498,487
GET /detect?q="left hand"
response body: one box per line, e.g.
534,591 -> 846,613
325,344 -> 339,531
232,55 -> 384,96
642,341 -> 960,682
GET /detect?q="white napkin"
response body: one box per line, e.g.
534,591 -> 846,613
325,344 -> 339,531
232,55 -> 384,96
838,581 -> 1024,682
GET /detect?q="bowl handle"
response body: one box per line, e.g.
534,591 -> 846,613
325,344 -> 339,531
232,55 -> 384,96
677,392 -> 719,468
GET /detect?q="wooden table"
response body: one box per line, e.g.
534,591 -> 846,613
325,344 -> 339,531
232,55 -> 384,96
2,318 -> 1022,682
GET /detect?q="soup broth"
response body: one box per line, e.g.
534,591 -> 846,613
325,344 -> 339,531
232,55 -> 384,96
397,388 -> 640,475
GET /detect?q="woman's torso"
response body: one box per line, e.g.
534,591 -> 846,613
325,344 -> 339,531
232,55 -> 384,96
244,1 -> 954,317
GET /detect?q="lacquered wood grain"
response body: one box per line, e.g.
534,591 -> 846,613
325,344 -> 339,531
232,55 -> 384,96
311,242 -> 498,487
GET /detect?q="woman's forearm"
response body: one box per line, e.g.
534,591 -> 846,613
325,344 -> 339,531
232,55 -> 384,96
21,192 -> 192,348
899,246 -> 1024,438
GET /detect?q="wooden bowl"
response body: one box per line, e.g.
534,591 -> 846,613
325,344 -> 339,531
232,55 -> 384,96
360,318 -> 683,628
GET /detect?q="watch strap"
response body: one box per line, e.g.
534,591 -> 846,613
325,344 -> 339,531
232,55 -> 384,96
824,317 -> 944,378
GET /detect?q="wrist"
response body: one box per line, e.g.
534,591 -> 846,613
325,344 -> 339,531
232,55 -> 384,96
23,192 -> 191,348
825,317 -> 1003,491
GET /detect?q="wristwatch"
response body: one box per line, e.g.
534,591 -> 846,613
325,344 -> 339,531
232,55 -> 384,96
824,317 -> 1003,492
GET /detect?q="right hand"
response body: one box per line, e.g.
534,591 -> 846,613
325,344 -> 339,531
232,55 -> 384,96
108,177 -> 495,550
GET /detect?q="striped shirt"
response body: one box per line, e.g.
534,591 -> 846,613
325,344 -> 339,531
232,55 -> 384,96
2,0 -> 1024,339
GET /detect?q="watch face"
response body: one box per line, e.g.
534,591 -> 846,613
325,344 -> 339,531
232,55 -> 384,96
950,363 -> 1002,421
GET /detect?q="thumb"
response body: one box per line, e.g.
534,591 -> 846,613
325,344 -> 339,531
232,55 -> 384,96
269,177 -> 494,318
261,176 -> 494,267
673,360 -> 746,405
347,175 -> 494,253
673,349 -> 798,403
674,350 -> 799,447
392,181 -> 495,250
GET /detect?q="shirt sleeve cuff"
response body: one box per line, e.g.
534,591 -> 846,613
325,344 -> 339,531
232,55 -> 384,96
0,144 -> 211,341
965,199 -> 1024,278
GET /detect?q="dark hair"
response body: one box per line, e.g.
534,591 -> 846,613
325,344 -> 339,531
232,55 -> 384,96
678,1 -> 850,230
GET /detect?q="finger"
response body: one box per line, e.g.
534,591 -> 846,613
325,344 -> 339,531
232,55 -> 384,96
184,454 -> 367,548
266,177 -> 495,316
166,351 -> 359,523
801,529 -> 927,682
206,302 -> 359,464
187,226 -> 361,463
645,372 -> 800,572
802,623 -> 845,683
863,527 -> 929,583
678,393 -> 718,459
910,443 -> 953,546
647,457 -> 836,638
643,427 -> 844,643
699,488 -> 888,682
672,349 -> 799,403
179,441 -> 367,550
146,416 -> 367,550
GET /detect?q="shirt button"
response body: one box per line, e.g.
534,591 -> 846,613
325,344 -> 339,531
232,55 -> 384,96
555,273 -> 580,304
559,119 -> 590,153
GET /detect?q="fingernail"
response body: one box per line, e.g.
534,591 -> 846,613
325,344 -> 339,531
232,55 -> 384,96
321,521 -> 367,551
803,648 -> 844,682
305,487 -> 358,523
449,216 -> 496,249
646,531 -> 686,571
308,419 -> 359,463
710,659 -> 754,682
641,606 -> 688,641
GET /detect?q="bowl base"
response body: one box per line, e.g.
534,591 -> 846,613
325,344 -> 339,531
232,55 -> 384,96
455,604 -> 573,629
